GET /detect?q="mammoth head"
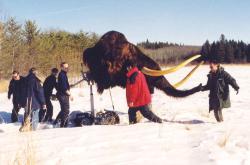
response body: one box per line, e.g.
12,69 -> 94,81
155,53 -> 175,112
83,31 -> 140,93
83,31 -> 203,93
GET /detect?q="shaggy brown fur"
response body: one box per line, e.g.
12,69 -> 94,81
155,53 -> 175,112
83,31 -> 200,97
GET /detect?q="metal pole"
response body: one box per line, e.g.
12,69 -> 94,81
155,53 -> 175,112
90,81 -> 95,118
109,88 -> 115,111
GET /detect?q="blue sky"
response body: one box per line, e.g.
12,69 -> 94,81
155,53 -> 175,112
1,0 -> 250,45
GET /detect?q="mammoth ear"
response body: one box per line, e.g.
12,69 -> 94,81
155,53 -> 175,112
83,48 -> 95,69
119,43 -> 137,63
128,44 -> 138,57
126,44 -> 138,65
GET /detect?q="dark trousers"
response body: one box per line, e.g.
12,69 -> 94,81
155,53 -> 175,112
213,108 -> 223,122
39,109 -> 46,122
11,100 -> 21,122
44,96 -> 53,122
128,105 -> 162,124
55,95 -> 70,127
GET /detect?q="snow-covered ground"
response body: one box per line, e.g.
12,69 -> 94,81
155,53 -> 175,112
0,65 -> 249,165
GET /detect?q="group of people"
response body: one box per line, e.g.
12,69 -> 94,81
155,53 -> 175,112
7,59 -> 240,131
8,62 -> 72,131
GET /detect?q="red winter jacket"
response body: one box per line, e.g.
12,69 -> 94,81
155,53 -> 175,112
126,67 -> 151,108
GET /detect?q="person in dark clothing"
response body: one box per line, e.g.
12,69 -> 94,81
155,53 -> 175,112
20,68 -> 46,131
125,61 -> 162,124
54,62 -> 73,127
201,60 -> 239,122
8,71 -> 25,122
42,68 -> 59,122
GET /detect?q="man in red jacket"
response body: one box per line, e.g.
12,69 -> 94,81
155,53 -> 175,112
125,61 -> 162,124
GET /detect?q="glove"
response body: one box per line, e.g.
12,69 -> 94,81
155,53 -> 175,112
42,104 -> 47,110
195,83 -> 203,92
50,94 -> 58,101
236,89 -> 239,95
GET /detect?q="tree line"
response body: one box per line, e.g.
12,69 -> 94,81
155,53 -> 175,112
0,17 -> 99,79
137,39 -> 183,49
201,34 -> 250,63
1,17 -> 249,80
138,34 -> 250,64
141,46 -> 200,65
137,39 -> 200,65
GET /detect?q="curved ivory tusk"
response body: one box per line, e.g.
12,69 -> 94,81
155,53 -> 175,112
142,54 -> 201,76
173,61 -> 204,88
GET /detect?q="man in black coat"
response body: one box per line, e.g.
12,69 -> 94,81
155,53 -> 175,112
8,71 -> 25,122
201,60 -> 239,122
54,62 -> 73,127
42,68 -> 58,122
20,68 -> 46,131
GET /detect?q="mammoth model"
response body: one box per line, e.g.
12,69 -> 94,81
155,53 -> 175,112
83,31 -> 203,97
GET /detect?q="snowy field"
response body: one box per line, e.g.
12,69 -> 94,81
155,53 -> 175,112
0,65 -> 250,165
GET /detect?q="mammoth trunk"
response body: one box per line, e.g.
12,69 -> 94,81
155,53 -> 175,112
153,76 -> 200,97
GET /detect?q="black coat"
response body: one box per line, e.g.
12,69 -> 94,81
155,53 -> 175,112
43,74 -> 57,98
202,67 -> 239,110
8,76 -> 25,104
57,70 -> 70,96
24,73 -> 46,110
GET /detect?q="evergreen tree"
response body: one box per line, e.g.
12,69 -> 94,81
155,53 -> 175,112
247,44 -> 250,62
238,41 -> 247,62
2,17 -> 22,72
210,42 -> 217,61
201,34 -> 250,63
234,47 -> 242,61
215,34 -> 227,63
23,20 -> 40,66
220,34 -> 226,43
225,44 -> 234,63
201,40 -> 210,60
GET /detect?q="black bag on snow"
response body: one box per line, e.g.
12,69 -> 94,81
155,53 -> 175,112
74,112 -> 95,126
74,110 -> 120,126
95,110 -> 120,125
